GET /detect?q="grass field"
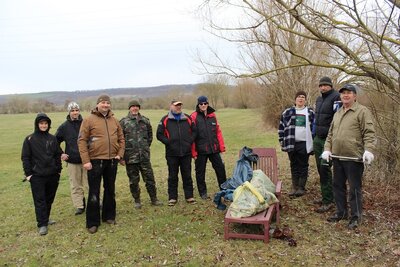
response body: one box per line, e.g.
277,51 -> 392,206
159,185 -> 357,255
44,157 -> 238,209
0,108 -> 398,266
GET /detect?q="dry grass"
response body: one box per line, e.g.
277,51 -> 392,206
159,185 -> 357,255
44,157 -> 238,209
0,109 -> 399,266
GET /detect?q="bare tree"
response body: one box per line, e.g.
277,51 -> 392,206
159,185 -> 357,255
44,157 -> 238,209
200,0 -> 400,179
195,75 -> 230,108
200,0 -> 399,100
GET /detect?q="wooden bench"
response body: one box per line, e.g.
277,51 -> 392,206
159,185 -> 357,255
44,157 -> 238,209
224,147 -> 282,243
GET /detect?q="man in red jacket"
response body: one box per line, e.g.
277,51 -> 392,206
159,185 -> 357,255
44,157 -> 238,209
191,96 -> 227,200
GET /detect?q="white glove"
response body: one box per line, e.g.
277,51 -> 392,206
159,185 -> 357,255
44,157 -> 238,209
363,150 -> 374,164
321,151 -> 332,162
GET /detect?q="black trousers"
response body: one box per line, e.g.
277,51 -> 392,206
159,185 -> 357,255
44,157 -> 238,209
166,155 -> 193,200
287,141 -> 309,190
86,159 -> 118,228
30,174 -> 60,227
195,153 -> 227,196
332,159 -> 364,219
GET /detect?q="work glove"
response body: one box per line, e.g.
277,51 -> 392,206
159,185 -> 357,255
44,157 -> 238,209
321,151 -> 332,162
363,150 -> 374,164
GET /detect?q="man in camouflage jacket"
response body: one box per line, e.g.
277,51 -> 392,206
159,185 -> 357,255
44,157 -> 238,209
120,100 -> 162,209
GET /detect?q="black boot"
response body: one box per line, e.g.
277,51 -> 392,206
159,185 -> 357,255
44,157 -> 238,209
289,177 -> 299,198
295,177 -> 307,197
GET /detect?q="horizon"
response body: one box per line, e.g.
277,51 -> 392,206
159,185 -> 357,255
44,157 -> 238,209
0,0 -> 237,95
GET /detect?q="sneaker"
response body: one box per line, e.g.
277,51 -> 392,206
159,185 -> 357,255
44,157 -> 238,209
38,226 -> 48,236
186,198 -> 197,204
75,208 -> 85,215
151,200 -> 163,206
105,219 -> 116,225
48,219 -> 56,225
327,213 -> 348,222
168,199 -> 177,206
316,203 -> 334,213
87,226 -> 98,234
134,202 -> 142,209
348,218 -> 359,230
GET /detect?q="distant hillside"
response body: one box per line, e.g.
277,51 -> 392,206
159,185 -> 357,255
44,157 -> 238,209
0,84 -> 197,105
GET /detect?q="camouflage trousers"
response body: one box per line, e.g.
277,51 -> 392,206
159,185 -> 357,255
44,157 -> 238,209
126,160 -> 158,202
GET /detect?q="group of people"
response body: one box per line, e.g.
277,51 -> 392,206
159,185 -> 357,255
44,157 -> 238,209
279,77 -> 376,230
21,94 -> 227,235
21,78 -> 376,236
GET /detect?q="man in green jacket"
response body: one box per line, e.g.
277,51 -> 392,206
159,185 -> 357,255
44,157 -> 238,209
322,84 -> 376,230
119,100 -> 162,209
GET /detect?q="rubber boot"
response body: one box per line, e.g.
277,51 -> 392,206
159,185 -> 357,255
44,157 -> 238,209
295,177 -> 307,197
289,177 -> 299,197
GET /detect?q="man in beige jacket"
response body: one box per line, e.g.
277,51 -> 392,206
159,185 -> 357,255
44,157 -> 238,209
322,84 -> 376,230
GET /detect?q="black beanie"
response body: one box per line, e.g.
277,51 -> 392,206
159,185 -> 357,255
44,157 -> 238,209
319,76 -> 333,87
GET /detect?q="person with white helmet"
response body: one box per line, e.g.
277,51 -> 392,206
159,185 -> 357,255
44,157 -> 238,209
55,102 -> 88,216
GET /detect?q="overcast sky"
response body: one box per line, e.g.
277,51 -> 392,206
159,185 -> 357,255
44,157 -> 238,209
0,0 -> 230,95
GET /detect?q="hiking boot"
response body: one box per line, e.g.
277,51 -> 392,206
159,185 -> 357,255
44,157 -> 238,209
38,226 -> 48,236
316,203 -> 334,213
151,200 -> 163,206
87,226 -> 98,234
75,208 -> 85,215
105,219 -> 116,225
48,219 -> 56,225
327,213 -> 348,222
294,189 -> 306,197
348,218 -> 359,230
134,202 -> 142,209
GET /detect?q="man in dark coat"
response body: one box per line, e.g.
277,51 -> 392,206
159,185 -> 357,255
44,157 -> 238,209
191,96 -> 227,200
313,76 -> 341,213
56,102 -> 88,215
156,99 -> 197,206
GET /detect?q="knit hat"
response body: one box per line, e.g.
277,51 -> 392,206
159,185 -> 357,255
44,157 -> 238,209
171,99 -> 182,105
128,100 -> 141,109
97,94 -> 111,104
197,95 -> 208,104
295,91 -> 307,99
319,76 -> 333,87
339,84 -> 357,94
67,102 -> 80,112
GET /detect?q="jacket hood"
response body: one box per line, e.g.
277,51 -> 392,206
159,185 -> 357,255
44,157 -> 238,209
34,113 -> 51,133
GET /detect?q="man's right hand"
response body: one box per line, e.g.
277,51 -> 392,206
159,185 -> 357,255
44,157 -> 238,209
61,153 -> 69,161
321,151 -> 332,162
83,162 -> 92,170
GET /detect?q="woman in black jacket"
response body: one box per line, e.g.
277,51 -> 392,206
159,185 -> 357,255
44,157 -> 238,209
21,113 -> 62,236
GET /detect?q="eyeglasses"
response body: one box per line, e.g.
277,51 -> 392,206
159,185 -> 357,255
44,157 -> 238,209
199,102 -> 208,106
